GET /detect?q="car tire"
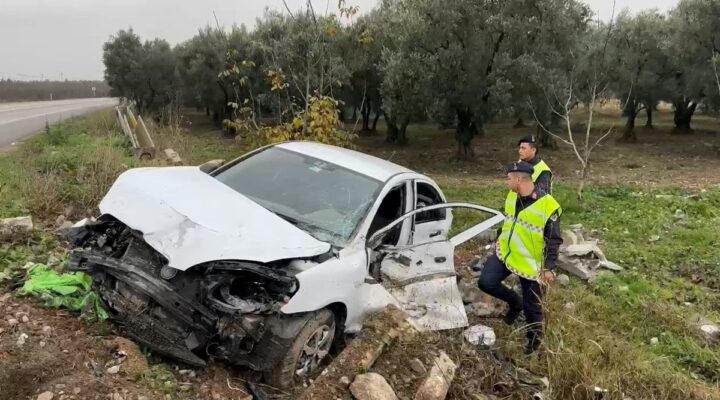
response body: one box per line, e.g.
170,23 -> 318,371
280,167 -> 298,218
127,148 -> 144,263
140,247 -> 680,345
265,309 -> 336,389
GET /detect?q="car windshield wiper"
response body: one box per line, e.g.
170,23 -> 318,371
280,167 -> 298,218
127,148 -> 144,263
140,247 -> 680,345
273,211 -> 302,226
273,211 -> 346,244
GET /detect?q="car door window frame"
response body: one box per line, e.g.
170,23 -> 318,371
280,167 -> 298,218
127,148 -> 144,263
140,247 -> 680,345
413,180 -> 447,224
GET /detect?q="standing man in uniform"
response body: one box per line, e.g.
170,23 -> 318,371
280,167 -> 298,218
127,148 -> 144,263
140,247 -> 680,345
518,135 -> 553,193
479,161 -> 563,355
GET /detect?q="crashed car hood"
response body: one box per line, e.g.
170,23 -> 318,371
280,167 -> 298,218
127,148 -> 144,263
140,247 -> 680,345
99,167 -> 332,271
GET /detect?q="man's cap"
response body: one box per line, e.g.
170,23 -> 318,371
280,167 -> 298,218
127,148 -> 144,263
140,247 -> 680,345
506,161 -> 534,175
518,135 -> 537,146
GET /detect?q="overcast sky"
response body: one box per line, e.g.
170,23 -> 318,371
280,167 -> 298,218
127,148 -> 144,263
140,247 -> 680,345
0,0 -> 678,81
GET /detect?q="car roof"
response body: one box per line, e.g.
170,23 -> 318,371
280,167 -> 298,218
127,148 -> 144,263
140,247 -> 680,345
275,141 -> 414,182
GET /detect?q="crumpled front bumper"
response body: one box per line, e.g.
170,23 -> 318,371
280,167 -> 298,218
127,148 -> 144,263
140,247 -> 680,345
69,249 -> 215,365
68,249 -> 313,370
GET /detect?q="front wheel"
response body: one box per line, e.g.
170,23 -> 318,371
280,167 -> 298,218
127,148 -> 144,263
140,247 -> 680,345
265,309 -> 336,389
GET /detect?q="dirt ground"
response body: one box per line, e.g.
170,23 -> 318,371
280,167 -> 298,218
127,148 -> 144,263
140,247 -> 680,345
0,290 -> 279,400
355,109 -> 720,190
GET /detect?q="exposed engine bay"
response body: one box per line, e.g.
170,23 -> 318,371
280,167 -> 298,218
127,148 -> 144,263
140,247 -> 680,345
66,216 -> 322,371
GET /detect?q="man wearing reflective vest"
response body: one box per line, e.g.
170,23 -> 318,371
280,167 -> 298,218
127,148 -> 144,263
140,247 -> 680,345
479,161 -> 563,355
518,135 -> 552,193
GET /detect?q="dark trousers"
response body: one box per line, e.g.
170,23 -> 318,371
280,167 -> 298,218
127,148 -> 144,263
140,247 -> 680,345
478,254 -> 543,345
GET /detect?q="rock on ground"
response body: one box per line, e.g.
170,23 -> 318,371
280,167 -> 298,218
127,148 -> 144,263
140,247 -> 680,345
463,325 -> 496,347
37,392 -> 54,400
109,337 -> 149,376
350,373 -> 398,400
164,148 -> 183,165
0,216 -> 33,233
458,281 -> 484,304
557,274 -> 570,286
414,351 -> 457,400
409,358 -> 427,374
690,315 -> 720,342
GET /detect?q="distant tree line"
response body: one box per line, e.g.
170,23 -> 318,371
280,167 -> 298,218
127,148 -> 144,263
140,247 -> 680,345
0,80 -> 110,102
102,0 -> 720,157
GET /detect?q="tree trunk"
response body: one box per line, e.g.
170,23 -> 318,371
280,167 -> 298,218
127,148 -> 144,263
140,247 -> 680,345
397,118 -> 410,145
645,104 -> 653,129
513,117 -> 526,128
385,112 -> 399,143
537,114 -> 559,149
577,164 -> 588,200
205,106 -> 210,117
338,107 -> 346,123
352,106 -> 358,121
455,108 -> 477,160
372,110 -> 381,131
361,100 -> 371,131
673,99 -> 697,134
620,98 -> 638,143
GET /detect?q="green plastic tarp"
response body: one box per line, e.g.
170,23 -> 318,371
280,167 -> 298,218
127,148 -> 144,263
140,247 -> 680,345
20,263 -> 108,320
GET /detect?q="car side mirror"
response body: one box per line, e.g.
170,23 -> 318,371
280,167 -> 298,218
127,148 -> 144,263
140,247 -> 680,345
199,159 -> 225,174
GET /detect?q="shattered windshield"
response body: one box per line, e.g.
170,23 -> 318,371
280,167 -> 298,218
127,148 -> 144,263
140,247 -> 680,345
214,147 -> 382,246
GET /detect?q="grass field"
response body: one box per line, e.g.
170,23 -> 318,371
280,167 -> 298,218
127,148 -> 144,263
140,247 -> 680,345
0,107 -> 719,399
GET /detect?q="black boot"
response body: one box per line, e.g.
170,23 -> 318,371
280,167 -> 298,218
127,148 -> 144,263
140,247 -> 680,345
524,331 -> 542,355
503,306 -> 522,325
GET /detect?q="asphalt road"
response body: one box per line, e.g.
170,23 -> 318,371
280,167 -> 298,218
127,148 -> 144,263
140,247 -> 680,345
0,98 -> 118,148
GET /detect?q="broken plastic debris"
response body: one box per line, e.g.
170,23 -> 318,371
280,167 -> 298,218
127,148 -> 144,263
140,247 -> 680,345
463,324 -> 496,346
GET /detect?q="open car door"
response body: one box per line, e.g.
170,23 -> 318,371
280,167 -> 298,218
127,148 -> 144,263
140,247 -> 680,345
368,203 -> 505,331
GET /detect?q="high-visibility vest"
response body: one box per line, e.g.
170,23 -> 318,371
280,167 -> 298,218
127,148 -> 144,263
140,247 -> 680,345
496,192 -> 562,280
532,160 -> 552,185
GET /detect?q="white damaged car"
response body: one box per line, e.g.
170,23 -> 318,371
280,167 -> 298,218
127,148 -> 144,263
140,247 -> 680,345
66,141 -> 504,388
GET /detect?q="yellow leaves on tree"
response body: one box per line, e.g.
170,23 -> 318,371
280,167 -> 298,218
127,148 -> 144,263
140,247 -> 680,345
261,95 -> 356,148
266,69 -> 289,92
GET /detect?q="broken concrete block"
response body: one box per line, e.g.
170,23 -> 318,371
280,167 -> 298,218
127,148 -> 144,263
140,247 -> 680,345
561,230 -> 578,247
414,351 -> 456,400
557,255 -> 593,280
350,373 -> 398,400
298,306 -> 413,400
564,244 -> 606,261
463,324 -> 496,347
689,315 -> 720,342
0,216 -> 33,233
164,148 -> 183,165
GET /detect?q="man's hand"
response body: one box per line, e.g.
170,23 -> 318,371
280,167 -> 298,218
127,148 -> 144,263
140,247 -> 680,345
539,270 -> 556,284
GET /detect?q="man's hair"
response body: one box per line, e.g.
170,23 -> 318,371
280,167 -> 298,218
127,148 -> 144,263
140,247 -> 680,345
509,172 -> 533,181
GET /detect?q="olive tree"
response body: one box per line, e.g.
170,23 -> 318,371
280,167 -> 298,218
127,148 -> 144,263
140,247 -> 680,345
609,10 -> 671,141
664,0 -> 720,133
103,30 -> 177,115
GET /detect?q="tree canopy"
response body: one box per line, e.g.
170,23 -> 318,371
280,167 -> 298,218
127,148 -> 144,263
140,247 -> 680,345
101,0 -> 720,149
